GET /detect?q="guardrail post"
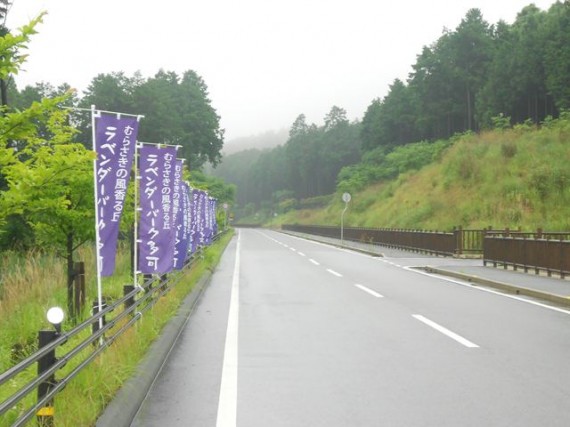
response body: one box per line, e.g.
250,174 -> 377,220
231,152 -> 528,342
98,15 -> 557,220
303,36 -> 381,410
160,274 -> 168,293
92,299 -> 107,338
73,262 -> 85,321
144,274 -> 153,294
123,285 -> 135,314
454,226 -> 463,256
37,330 -> 58,426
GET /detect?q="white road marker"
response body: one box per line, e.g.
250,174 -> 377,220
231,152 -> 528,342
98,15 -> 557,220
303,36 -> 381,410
216,233 -> 241,427
309,259 -> 320,266
413,314 -> 479,348
327,268 -> 343,277
298,252 -> 306,257
355,284 -> 384,298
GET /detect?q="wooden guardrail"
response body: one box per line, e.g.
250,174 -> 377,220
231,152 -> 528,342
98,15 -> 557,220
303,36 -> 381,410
483,229 -> 570,278
281,224 -> 491,256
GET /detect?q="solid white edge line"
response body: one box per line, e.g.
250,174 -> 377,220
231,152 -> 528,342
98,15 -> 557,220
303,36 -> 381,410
216,232 -> 240,427
354,284 -> 384,298
404,266 -> 570,316
326,268 -> 343,277
413,314 -> 479,348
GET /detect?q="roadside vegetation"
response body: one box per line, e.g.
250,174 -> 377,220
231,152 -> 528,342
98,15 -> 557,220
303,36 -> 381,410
267,114 -> 570,231
0,231 -> 233,427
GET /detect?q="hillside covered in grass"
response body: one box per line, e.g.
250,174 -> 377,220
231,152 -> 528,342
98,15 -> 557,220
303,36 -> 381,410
268,115 -> 570,232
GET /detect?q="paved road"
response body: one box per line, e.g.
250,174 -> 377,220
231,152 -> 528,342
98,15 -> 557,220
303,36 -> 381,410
131,229 -> 570,426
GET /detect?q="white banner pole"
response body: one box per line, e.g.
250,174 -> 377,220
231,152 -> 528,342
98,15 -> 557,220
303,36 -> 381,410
134,141 -> 142,290
91,105 -> 105,341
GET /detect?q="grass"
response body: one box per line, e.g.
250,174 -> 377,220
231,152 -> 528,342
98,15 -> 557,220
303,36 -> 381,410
271,116 -> 570,232
0,230 -> 234,427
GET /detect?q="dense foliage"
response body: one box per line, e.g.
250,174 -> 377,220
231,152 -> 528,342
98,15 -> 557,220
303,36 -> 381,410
361,3 -> 570,150
273,114 -> 570,231
214,107 -> 362,218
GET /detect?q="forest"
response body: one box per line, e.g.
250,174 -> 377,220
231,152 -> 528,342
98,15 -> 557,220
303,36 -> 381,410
213,3 -> 570,219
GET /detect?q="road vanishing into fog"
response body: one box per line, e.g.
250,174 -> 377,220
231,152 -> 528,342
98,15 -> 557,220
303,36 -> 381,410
131,229 -> 570,427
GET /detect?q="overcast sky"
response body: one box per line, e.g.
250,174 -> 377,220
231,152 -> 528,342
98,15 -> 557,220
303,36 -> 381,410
7,0 -> 558,141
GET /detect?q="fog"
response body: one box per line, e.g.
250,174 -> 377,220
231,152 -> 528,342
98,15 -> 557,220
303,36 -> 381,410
8,0 -> 558,141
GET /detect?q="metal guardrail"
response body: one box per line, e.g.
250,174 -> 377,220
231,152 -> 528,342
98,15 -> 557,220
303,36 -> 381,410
0,232 -> 226,427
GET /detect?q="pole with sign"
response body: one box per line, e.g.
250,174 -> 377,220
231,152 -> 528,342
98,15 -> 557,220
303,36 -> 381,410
341,192 -> 351,246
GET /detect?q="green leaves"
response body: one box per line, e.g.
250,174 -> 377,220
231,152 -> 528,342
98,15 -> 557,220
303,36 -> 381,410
0,14 -> 44,81
79,69 -> 224,169
0,16 -> 95,254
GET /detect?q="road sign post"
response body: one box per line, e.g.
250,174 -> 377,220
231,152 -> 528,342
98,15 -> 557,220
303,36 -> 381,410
341,192 -> 351,246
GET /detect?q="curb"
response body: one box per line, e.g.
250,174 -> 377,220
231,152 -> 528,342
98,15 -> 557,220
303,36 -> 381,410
278,230 -> 384,257
95,270 -> 213,427
424,266 -> 570,308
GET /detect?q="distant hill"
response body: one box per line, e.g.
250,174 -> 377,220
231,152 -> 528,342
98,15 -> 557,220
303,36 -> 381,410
223,129 -> 289,155
268,117 -> 570,232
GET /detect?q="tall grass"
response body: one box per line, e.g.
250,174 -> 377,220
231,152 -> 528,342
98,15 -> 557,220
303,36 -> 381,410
52,232 -> 233,427
0,242 -> 131,373
0,231 -> 233,426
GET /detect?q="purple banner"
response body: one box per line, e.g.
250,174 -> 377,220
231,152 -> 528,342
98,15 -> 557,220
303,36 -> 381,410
172,161 -> 189,270
173,181 -> 192,269
189,188 -> 200,254
211,198 -> 218,237
95,114 -> 139,276
138,144 -> 178,274
205,196 -> 214,245
197,190 -> 207,247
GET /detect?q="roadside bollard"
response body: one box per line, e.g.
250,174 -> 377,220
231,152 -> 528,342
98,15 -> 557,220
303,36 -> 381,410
36,331 -> 57,426
37,307 -> 65,425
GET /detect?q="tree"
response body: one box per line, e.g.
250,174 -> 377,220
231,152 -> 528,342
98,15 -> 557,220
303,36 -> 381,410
0,16 -> 95,317
360,98 -> 384,151
80,69 -> 225,168
0,0 -> 13,107
318,106 -> 361,194
450,9 -> 494,131
360,80 -> 419,151
544,1 -> 570,111
1,95 -> 95,317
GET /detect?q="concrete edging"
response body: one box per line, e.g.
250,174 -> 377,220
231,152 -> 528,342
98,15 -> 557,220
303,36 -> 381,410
424,266 -> 570,308
95,270 -> 213,427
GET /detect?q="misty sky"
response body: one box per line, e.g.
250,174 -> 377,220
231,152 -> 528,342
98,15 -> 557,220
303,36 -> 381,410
8,0 -> 558,141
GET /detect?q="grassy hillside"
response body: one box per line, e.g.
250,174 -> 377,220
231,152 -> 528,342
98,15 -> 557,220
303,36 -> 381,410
269,115 -> 570,231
